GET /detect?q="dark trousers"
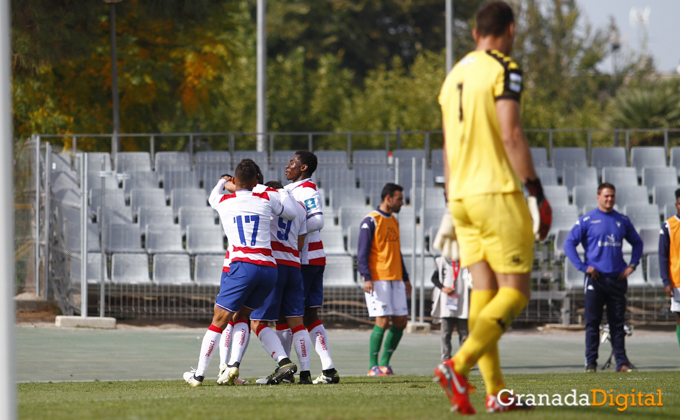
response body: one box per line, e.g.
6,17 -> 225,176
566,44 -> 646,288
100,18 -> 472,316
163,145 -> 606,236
440,317 -> 469,361
584,274 -> 629,370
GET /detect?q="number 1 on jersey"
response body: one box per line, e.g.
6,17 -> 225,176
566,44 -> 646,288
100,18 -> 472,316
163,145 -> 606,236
457,83 -> 463,121
234,215 -> 260,246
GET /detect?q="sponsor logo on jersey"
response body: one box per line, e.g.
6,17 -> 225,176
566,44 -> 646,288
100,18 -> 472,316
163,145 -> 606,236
304,198 -> 317,210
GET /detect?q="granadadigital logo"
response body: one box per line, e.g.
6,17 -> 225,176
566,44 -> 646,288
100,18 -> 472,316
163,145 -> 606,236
498,389 -> 663,412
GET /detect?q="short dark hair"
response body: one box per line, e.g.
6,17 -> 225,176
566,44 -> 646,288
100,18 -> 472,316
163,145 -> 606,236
234,158 -> 259,185
381,183 -> 403,201
265,180 -> 284,190
476,1 -> 514,37
598,182 -> 616,194
675,188 -> 680,200
252,161 -> 264,184
295,151 -> 318,176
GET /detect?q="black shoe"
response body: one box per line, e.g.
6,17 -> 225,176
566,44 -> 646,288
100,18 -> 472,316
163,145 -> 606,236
281,370 -> 296,384
585,364 -> 597,373
298,370 -> 312,385
264,362 -> 297,385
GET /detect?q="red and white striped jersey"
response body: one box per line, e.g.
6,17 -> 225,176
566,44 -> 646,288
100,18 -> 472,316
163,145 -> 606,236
285,178 -> 326,266
270,189 -> 308,268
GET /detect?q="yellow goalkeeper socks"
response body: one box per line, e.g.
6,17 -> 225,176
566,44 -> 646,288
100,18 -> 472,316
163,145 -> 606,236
453,287 -> 528,378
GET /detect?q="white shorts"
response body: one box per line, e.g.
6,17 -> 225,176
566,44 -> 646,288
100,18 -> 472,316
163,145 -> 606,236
365,280 -> 408,317
671,287 -> 680,312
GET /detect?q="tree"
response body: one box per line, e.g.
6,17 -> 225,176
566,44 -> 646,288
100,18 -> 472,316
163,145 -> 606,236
605,78 -> 680,129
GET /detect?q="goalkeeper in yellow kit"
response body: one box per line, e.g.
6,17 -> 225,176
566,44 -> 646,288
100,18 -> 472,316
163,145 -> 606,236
433,1 -> 552,415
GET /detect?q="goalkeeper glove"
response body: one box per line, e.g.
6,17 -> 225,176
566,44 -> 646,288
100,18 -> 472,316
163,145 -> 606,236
433,212 -> 460,262
525,178 -> 552,241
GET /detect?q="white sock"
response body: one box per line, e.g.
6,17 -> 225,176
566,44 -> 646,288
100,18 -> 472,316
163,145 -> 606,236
292,325 -> 312,371
276,324 -> 292,357
219,322 -> 234,367
308,320 -> 334,370
256,324 -> 288,363
228,320 -> 250,366
196,325 -> 222,377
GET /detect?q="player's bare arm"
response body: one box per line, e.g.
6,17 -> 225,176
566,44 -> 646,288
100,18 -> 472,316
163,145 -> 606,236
496,99 -> 537,183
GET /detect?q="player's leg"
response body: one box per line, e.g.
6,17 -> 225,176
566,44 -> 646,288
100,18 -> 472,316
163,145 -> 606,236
676,313 -> 680,350
280,266 -> 313,383
365,280 -> 389,375
275,313 -> 292,358
440,318 -> 455,361
455,317 -> 469,345
378,281 -> 408,372
218,321 -> 234,377
605,277 -> 631,371
286,316 -> 313,383
184,305 -> 232,387
302,265 -> 338,383
584,274 -> 605,371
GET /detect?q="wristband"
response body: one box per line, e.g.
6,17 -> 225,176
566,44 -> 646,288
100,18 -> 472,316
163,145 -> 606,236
524,177 -> 545,201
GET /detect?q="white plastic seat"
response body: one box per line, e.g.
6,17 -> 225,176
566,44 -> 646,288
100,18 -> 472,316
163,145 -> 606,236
145,225 -> 184,254
186,225 -> 224,254
550,206 -> 579,236
319,224 -> 346,255
602,167 -> 637,186
153,254 -> 193,285
171,189 -> 207,215
353,150 -> 388,167
130,188 -> 166,214
638,228 -> 659,255
111,253 -> 150,284
323,256 -> 356,287
563,256 -> 585,290
155,152 -> 191,174
591,147 -> 626,177
642,167 -> 677,196
315,150 -> 349,168
616,186 -> 649,208
178,207 -> 216,234
116,152 -> 151,173
624,253 -> 647,287
536,167 -> 557,186
562,167 -> 597,196
631,146 -> 666,177
105,223 -> 143,253
551,147 -> 587,171
138,206 -> 174,231
543,186 -> 569,208
530,147 -> 548,168
338,206 -> 371,231
623,204 -> 660,231
70,253 -> 105,285
234,150 -> 268,169
124,172 -> 159,197
646,254 -> 663,286
163,171 -> 198,196
329,187 -> 366,211
194,254 -> 224,286
346,225 -> 360,257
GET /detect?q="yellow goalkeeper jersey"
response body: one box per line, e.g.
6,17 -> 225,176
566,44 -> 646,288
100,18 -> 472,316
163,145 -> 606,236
439,49 -> 523,200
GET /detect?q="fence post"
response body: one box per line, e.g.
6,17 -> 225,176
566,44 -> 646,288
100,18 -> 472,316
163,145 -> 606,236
397,127 -> 402,150
80,153 -> 88,317
269,134 -> 274,163
229,133 -> 235,157
72,136 -> 76,164
410,157 -> 416,324
419,157 -> 426,323
385,133 -> 390,152
394,157 -> 400,184
548,130 -> 553,159
614,130 -> 619,147
346,133 -> 351,162
308,133 -> 313,151
664,130 -> 669,161
424,132 -> 430,166
189,134 -> 194,168
625,130 -> 630,161
99,160 -> 107,319
587,130 -> 591,160
34,136 -> 41,297
150,135 -> 155,168
43,142 -> 51,300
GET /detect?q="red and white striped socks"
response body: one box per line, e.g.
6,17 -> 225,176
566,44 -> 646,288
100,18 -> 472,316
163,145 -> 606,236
196,324 -> 222,377
308,320 -> 334,370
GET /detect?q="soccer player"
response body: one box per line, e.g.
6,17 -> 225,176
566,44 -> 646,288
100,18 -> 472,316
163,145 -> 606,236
284,151 -> 340,384
251,180 -> 315,384
433,1 -> 552,414
660,188 -> 680,352
358,183 -> 412,376
183,159 -> 296,387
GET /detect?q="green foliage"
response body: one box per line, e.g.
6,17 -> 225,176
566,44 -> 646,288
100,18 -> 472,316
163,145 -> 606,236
605,79 -> 680,129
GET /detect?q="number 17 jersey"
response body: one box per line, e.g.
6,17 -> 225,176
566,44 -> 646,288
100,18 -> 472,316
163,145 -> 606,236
439,49 -> 523,200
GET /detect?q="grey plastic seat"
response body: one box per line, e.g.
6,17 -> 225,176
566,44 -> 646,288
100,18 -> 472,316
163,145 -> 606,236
338,206 -> 371,231
554,230 -> 584,260
199,166 -> 229,192
670,147 -> 680,176
319,224 -> 346,255
179,207 -> 216,233
52,153 -> 74,173
234,151 -> 268,169
82,152 -> 112,173
630,146 -> 666,177
138,206 -> 174,231
153,254 -> 193,285
66,222 -> 101,252
530,147 -> 548,168
563,256 -> 585,290
186,225 -> 224,254
591,147 -> 626,177
624,253 -> 646,287
88,172 -> 118,189
393,149 -> 427,168
411,187 -> 446,211
163,171 -> 198,195
431,149 -> 444,169
316,168 -> 357,190
329,187 -> 366,211
111,253 -> 150,284
171,189 -> 207,215
562,167 -> 597,196
402,256 -> 435,289
52,171 -> 79,192
356,167 -> 396,195
616,186 -> 649,208
130,188 -> 167,214
104,223 -> 143,253
90,189 -> 126,215
664,204 -> 677,220
602,167 -> 637,186
315,151 -> 349,168
353,150 -> 388,167
551,147 -> 587,171
123,171 -> 159,197
195,151 -> 231,168
550,205 -> 579,236
653,185 -> 679,208
98,207 -> 133,224
346,225 -> 360,257
70,253 -> 105,285
145,224 -> 184,254
155,152 -> 191,174
646,254 -> 663,286
196,152 -> 231,188
115,152 -> 151,173
543,186 -> 569,208
642,167 -> 677,196
638,228 -> 659,255
423,207 -> 448,234
323,255 -> 356,287
535,167 -> 557,186
194,254 -> 224,286
583,204 -> 599,214
623,204 -> 660,231
399,220 -> 424,256
271,150 -> 294,169
54,188 -> 82,207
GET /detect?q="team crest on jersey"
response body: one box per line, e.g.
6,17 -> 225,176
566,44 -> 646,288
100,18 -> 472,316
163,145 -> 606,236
304,198 -> 317,210
616,222 -> 621,228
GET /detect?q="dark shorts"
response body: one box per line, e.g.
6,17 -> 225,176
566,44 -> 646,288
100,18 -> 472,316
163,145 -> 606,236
215,262 -> 278,313
302,265 -> 325,308
251,264 -> 305,321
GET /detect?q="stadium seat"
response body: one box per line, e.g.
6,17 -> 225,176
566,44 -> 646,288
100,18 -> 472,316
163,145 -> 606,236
194,254 -> 224,286
653,185 -> 678,213
642,167 -> 677,196
601,167 -> 637,186
399,221 -> 424,256
616,186 -> 649,208
271,150 -> 294,169
543,186 -> 570,208
54,188 -> 81,207
70,252 -> 105,285
90,189 -> 127,217
530,147 -> 548,168
550,205 -> 579,236
105,223 -> 143,253
145,224 -> 184,254
233,150 -> 268,169
423,207 -> 448,235
664,203 -> 677,220
88,172 -> 119,189
431,148 -> 444,178
670,146 -> 680,176
65,222 -> 101,252
130,188 -> 166,215
536,167 -> 558,186
97,207 -> 133,224
315,150 -> 349,168
410,187 -> 446,211
357,167 -> 396,204
123,171 -> 160,197
52,153 -> 74,173
178,207 -> 217,234
171,189 -> 207,215
638,228 -> 659,255
138,206 -> 174,231
186,225 -> 224,254
195,151 -> 231,187
163,171 -> 198,196
195,151 -> 231,168
624,253 -> 646,287
323,255 -> 356,287
353,150 -> 388,167
319,224 -> 346,255
316,167 -> 357,190
402,256 -> 435,289
346,225 -> 360,257
111,253 -> 150,284
393,149 -> 427,168
623,204 -> 661,231
153,254 -> 193,285
154,152 -> 191,175
563,256 -> 585,290
81,152 -> 112,173
591,147 -> 626,177
52,171 -> 79,192
553,229 -> 584,260
630,146 -> 666,177
562,167 -> 597,196
646,254 -> 663,286
551,147 -> 587,171
329,187 -> 366,211
338,206 -> 371,231
583,204 -> 599,214
115,152 -> 151,173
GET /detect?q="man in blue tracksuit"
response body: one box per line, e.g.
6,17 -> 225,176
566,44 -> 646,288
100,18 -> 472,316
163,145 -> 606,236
563,182 -> 643,373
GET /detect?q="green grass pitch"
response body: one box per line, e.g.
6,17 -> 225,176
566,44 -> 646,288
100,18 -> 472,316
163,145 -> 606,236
19,372 -> 679,419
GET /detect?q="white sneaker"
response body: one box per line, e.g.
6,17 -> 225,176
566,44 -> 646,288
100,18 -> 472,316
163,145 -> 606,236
217,364 -> 248,385
183,368 -> 204,387
255,377 -> 269,385
217,366 -> 240,385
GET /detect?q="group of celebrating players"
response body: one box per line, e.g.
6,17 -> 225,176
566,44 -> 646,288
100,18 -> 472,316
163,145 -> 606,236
183,151 -> 338,386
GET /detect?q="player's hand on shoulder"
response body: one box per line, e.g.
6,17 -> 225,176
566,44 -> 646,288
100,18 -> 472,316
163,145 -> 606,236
525,178 -> 552,241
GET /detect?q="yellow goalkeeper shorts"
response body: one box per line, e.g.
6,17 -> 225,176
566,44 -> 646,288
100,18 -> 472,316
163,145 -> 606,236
449,191 -> 534,273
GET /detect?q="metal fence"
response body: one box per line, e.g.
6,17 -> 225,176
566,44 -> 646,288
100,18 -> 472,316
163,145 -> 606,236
16,128 -> 680,325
